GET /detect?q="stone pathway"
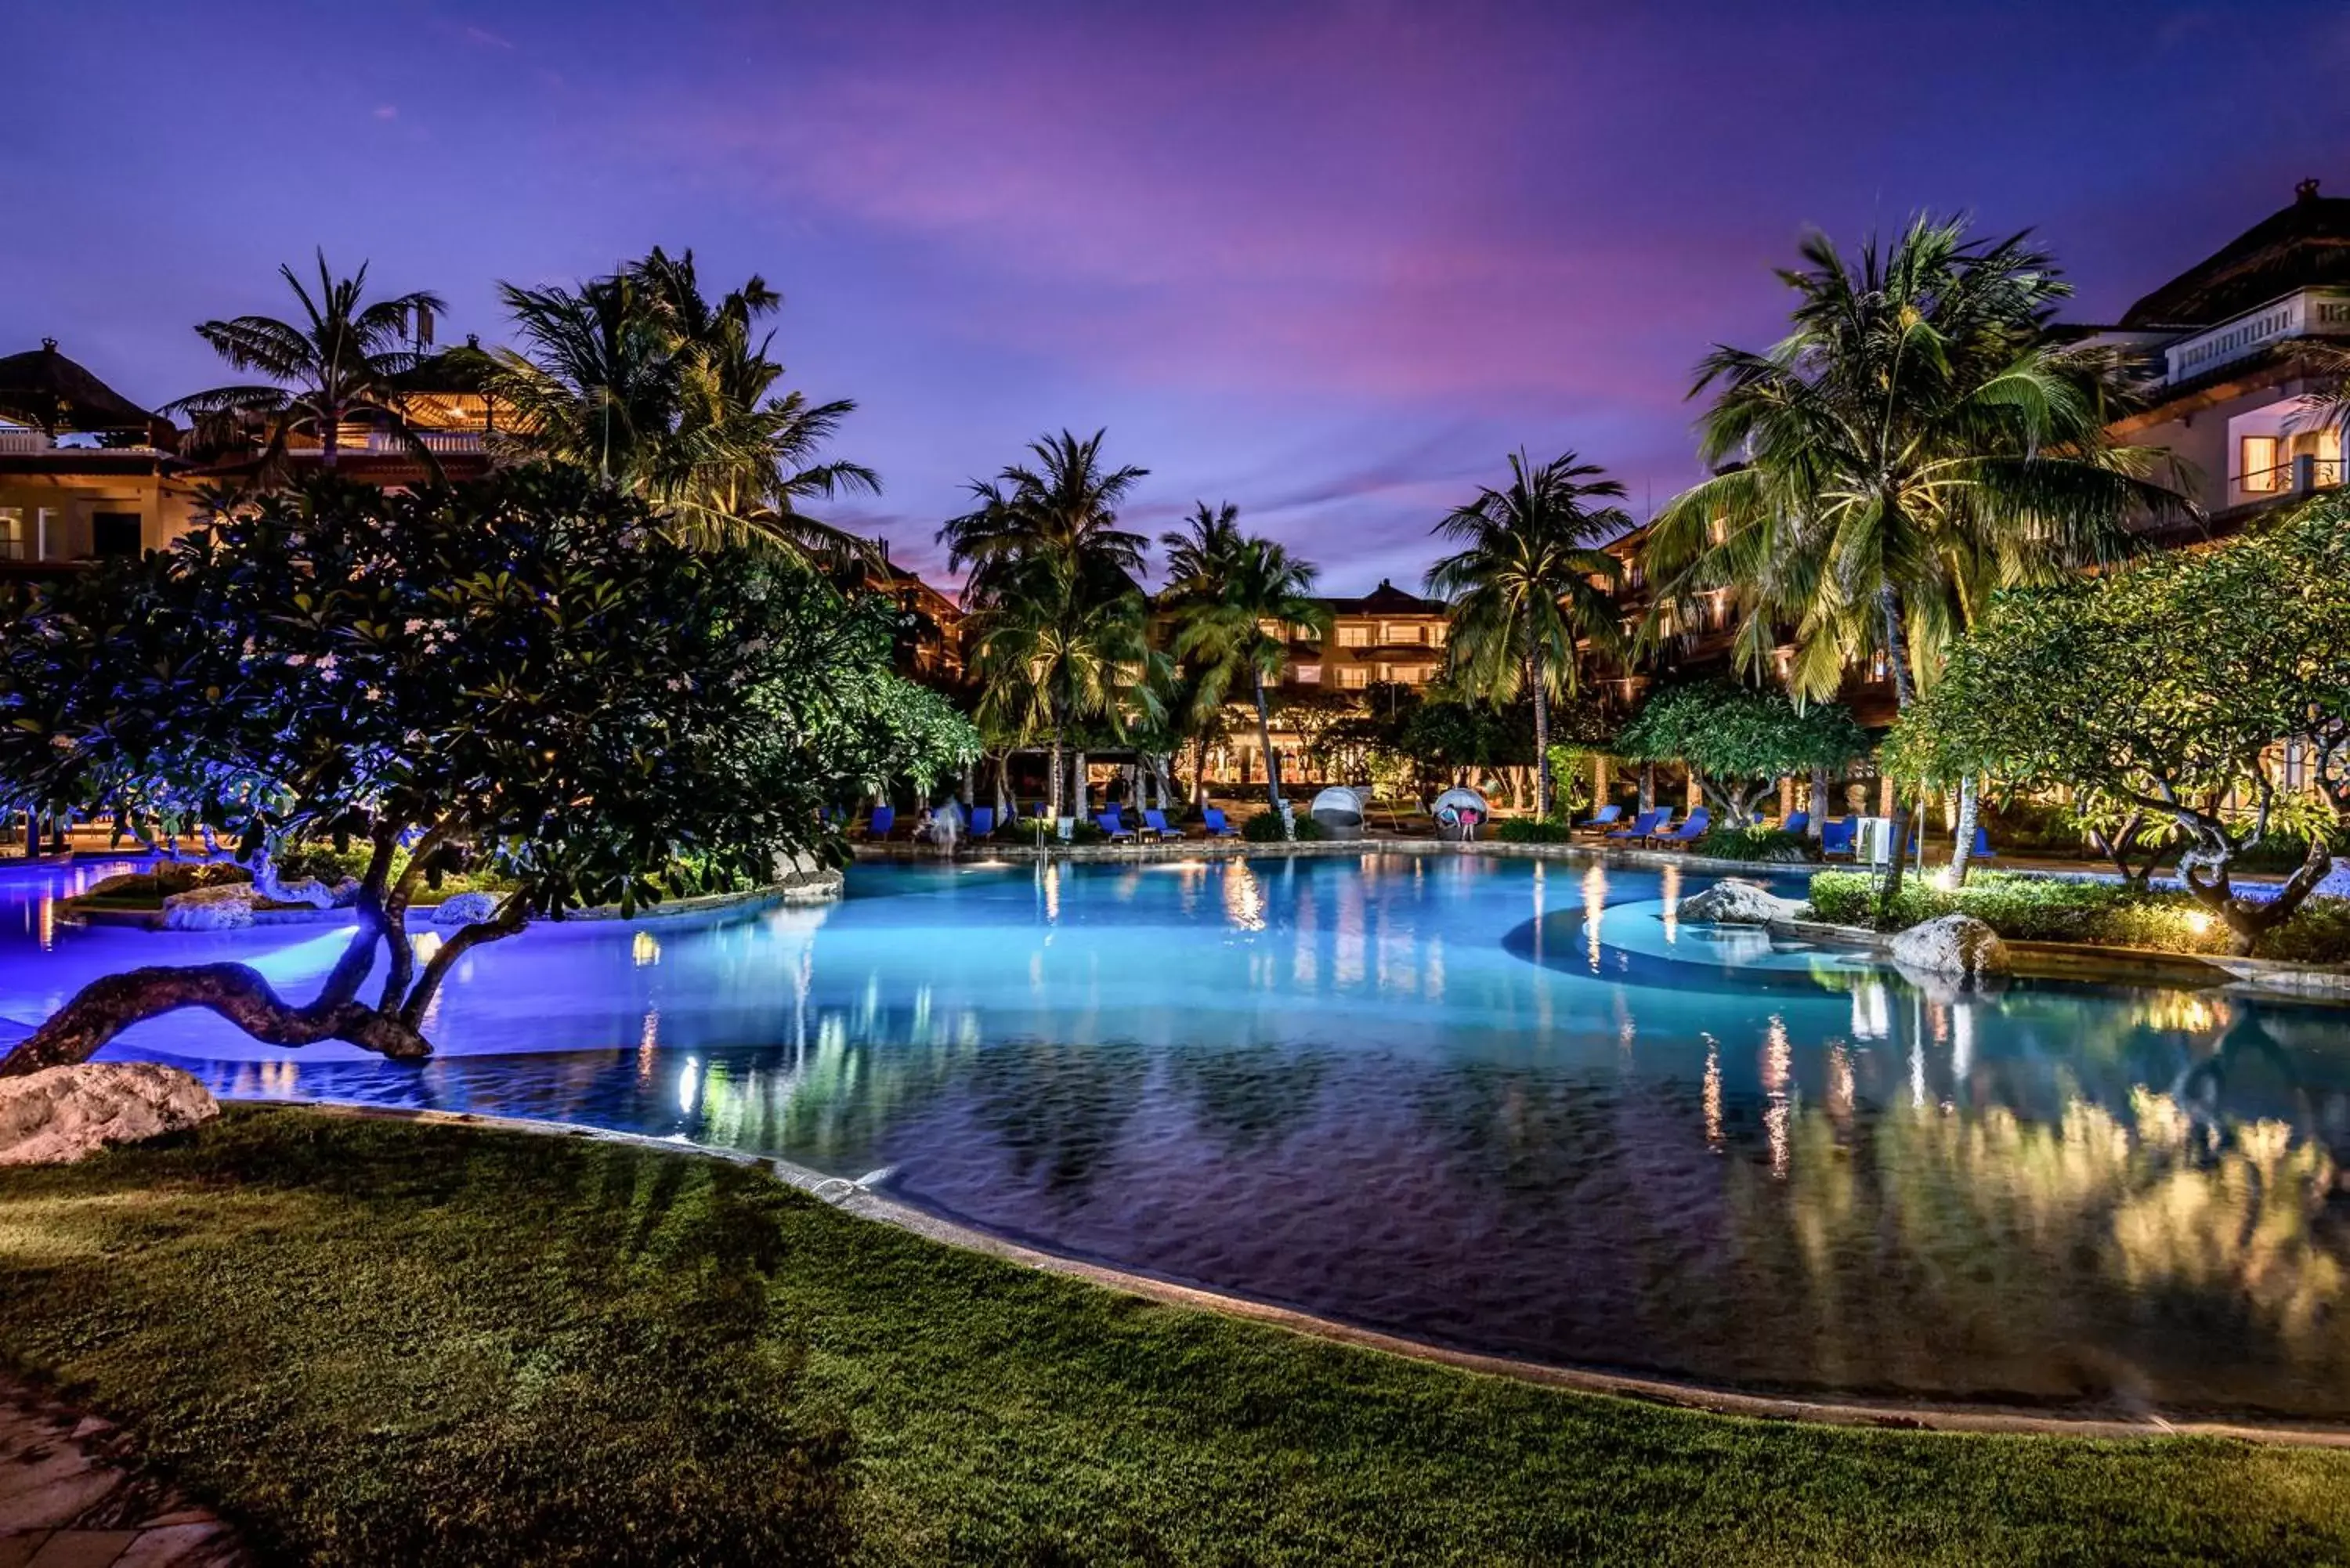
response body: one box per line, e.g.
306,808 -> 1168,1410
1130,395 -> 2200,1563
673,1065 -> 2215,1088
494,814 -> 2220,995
0,1379 -> 248,1567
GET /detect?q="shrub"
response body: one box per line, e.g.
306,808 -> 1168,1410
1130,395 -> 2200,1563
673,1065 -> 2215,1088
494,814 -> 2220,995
1805,869 -> 2350,963
1694,826 -> 1813,863
1493,818 -> 1573,844
1005,816 -> 1110,847
1241,811 -> 1324,843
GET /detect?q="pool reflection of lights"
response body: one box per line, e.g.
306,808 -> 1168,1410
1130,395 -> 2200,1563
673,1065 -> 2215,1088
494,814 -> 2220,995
16,851 -> 2348,1418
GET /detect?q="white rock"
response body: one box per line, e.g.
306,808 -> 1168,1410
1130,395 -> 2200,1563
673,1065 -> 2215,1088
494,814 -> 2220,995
1676,878 -> 1812,926
1889,912 -> 2012,980
161,883 -> 253,930
428,890 -> 501,926
0,1063 -> 219,1165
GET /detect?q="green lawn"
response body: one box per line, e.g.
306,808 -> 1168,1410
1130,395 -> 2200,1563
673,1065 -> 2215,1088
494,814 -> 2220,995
3,1107 -> 2348,1566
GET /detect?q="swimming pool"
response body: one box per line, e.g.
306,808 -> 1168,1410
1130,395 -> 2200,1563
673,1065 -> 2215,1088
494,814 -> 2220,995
7,851 -> 2350,1419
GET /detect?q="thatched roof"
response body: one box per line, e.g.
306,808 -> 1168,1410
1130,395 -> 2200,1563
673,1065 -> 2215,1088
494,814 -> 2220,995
0,338 -> 166,436
2121,179 -> 2350,328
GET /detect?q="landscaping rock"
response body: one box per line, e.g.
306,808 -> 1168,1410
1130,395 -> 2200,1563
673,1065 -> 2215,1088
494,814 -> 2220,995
1889,912 -> 2012,981
429,891 -> 501,927
1676,878 -> 1811,925
161,883 -> 254,930
0,1064 -> 219,1165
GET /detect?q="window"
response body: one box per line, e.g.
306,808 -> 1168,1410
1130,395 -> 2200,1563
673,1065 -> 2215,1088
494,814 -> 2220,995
0,509 -> 20,562
2243,434 -> 2282,493
1336,623 -> 1370,648
1426,623 -> 1446,646
92,511 -> 141,558
1292,621 -> 1320,641
1292,663 -> 1322,685
1337,665 -> 1370,689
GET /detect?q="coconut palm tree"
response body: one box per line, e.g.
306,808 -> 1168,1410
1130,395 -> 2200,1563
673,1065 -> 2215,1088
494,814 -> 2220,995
1643,216 -> 2189,891
1159,503 -> 1332,834
167,251 -> 446,472
486,247 -> 878,558
941,432 -> 1155,816
1425,452 -> 1629,822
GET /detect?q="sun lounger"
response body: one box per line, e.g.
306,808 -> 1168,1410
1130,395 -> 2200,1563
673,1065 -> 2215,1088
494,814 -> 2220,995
1780,811 -> 1809,837
1607,808 -> 1668,842
1818,818 -> 1855,858
1097,807 -> 1137,842
865,805 -> 895,841
1202,807 -> 1239,837
1652,809 -> 1710,848
1574,804 -> 1623,835
1142,808 -> 1175,839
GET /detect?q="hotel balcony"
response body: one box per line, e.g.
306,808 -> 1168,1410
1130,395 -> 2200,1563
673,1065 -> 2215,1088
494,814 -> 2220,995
2161,287 -> 2350,386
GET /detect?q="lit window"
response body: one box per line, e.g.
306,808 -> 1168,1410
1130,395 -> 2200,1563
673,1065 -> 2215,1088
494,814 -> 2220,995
1426,623 -> 1447,645
1336,624 -> 1370,647
1257,618 -> 1285,638
2243,435 -> 2282,493
1338,665 -> 1370,688
1869,651 -> 1890,681
0,508 -> 20,562
1292,663 -> 1321,685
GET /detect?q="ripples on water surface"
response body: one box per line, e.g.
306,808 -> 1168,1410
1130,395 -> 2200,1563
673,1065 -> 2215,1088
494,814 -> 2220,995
9,851 -> 2350,1418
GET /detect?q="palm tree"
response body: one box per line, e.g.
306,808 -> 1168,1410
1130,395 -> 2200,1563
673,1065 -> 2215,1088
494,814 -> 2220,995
1643,216 -> 2188,891
1159,503 -> 1332,834
1426,452 -> 1629,822
167,251 -> 445,472
941,432 -> 1155,816
486,247 -> 878,558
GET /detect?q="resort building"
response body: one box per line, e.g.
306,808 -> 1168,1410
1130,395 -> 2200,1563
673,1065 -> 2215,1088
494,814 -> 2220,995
2087,178 -> 2349,537
0,340 -> 201,568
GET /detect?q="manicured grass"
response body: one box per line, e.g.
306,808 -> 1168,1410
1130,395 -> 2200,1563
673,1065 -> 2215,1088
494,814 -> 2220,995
4,1109 -> 2350,1565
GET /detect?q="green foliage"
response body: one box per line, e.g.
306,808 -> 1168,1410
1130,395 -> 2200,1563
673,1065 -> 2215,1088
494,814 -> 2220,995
0,468 -> 968,1062
1806,870 -> 2350,963
1885,503 -> 2350,936
1241,810 -> 1324,842
1695,826 -> 1814,863
1492,818 -> 1573,844
1617,682 -> 1869,824
1003,815 -> 1110,847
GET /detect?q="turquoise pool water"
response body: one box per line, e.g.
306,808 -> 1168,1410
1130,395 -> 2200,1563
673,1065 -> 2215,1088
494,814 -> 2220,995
7,851 -> 2350,1418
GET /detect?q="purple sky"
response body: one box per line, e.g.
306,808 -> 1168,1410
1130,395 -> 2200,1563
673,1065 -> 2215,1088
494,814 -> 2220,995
9,2 -> 2350,592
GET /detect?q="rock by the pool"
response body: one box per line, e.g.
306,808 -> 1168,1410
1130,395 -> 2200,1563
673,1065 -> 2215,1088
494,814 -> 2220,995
1889,912 -> 2012,979
0,1063 -> 219,1165
429,890 -> 501,926
161,883 -> 254,930
1676,878 -> 1811,925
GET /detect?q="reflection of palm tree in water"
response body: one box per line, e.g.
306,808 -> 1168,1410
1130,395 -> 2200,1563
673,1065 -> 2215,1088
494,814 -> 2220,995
973,1042 -> 1152,1195
1161,1043 -> 1329,1158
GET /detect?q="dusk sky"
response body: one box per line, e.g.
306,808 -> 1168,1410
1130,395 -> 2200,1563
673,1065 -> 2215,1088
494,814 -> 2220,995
9,1 -> 2350,592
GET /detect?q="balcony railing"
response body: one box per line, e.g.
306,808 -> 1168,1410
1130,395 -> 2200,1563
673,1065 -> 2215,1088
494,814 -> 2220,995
2237,456 -> 2345,500
2164,287 -> 2350,385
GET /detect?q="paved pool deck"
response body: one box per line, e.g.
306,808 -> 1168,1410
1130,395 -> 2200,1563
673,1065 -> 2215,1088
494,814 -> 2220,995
0,1379 -> 247,1567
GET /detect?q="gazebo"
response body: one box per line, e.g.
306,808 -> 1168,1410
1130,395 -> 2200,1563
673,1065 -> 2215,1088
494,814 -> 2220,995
0,338 -> 174,447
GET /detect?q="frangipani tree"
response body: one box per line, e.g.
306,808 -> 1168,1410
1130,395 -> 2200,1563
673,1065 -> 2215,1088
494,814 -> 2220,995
0,467 -> 971,1075
1614,681 -> 1869,829
1884,503 -> 2350,952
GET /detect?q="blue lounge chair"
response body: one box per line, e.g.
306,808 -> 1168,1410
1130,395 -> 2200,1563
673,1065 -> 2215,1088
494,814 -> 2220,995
1818,818 -> 1855,858
866,805 -> 895,841
1607,808 -> 1668,842
1142,808 -> 1175,839
1653,808 -> 1711,848
1574,804 -> 1623,834
967,806 -> 995,839
1781,811 -> 1809,837
1097,806 -> 1137,841
1202,806 -> 1239,837
1969,825 -> 1995,862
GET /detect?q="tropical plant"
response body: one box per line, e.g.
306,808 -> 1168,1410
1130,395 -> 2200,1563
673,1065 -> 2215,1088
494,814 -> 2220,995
1159,503 -> 1332,835
1426,451 -> 1629,820
0,467 -> 970,1075
166,251 -> 446,472
486,247 -> 878,558
1643,217 -> 2190,893
1614,681 -> 1869,827
941,431 -> 1158,816
1882,503 -> 2350,952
